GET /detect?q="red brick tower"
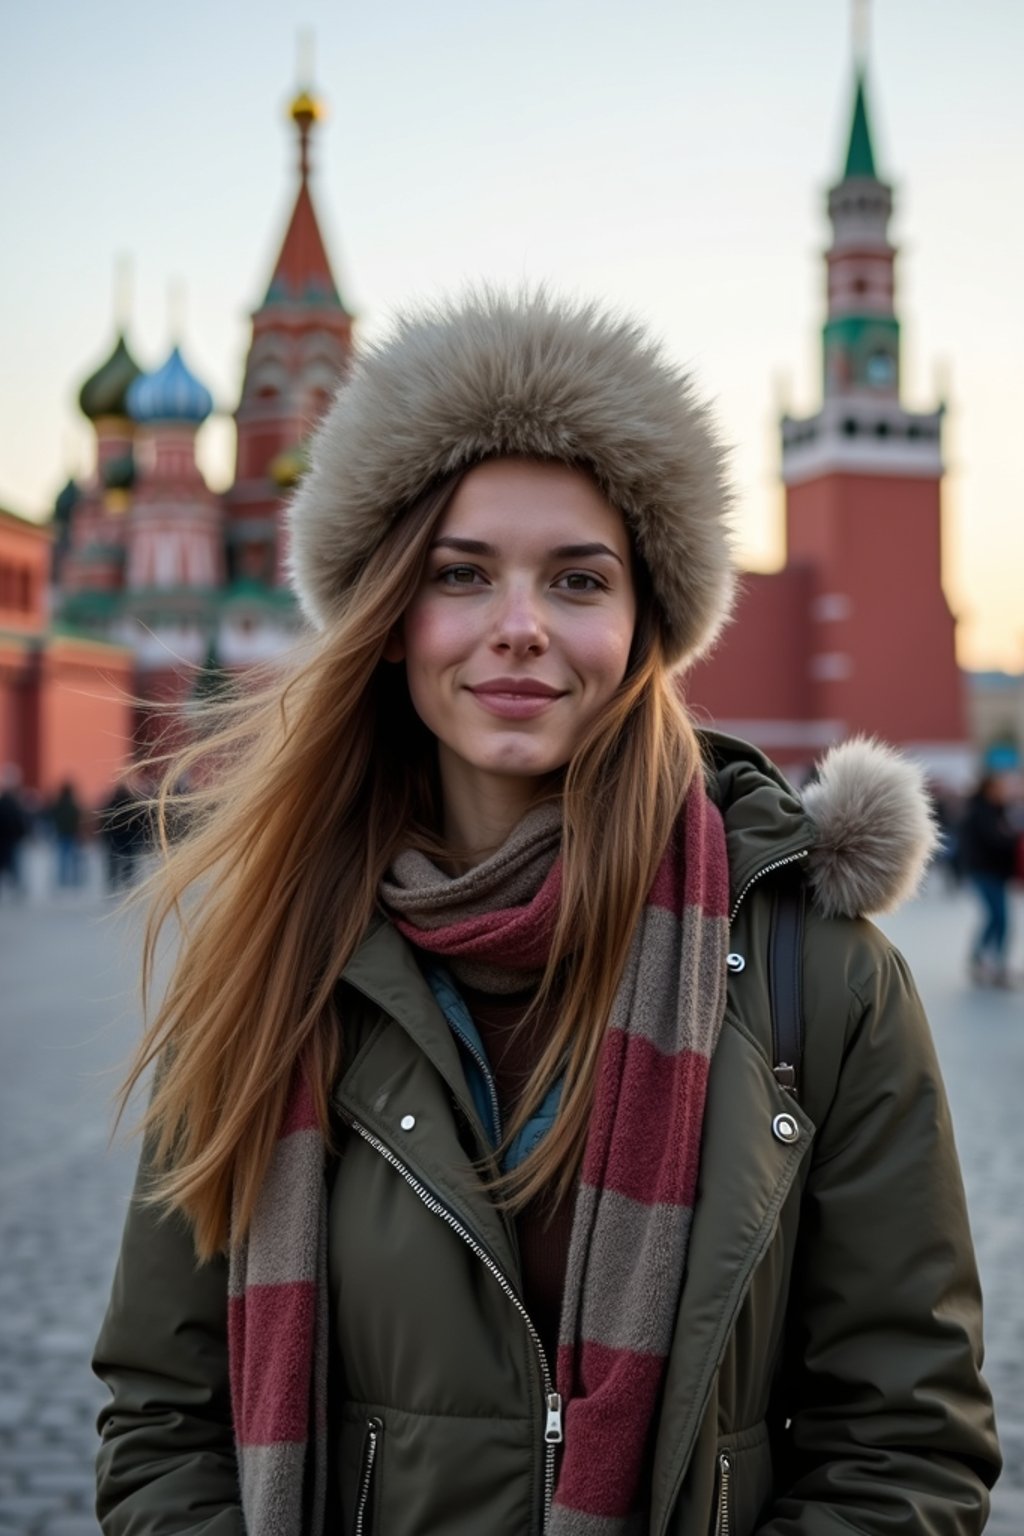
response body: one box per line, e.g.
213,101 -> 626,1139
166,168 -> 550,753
780,64 -> 967,775
225,84 -> 354,598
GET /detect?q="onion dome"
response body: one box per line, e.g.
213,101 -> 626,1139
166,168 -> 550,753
78,333 -> 143,421
127,345 -> 214,426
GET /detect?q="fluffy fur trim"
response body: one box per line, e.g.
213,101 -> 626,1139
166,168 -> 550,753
803,737 -> 939,919
287,288 -> 736,667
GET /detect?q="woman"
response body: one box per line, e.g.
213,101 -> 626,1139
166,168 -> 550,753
94,291 -> 1000,1535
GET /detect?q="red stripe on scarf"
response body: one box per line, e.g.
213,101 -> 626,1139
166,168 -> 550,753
390,859 -> 562,972
581,1031 -> 709,1206
646,798 -> 730,918
279,1075 -> 319,1136
229,1284 -> 317,1444
554,1341 -> 665,1517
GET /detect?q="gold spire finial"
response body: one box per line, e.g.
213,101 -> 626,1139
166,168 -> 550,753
288,32 -> 325,179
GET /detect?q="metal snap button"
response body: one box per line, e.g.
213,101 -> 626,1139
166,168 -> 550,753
400,1114 -> 416,1131
772,1112 -> 799,1144
726,953 -> 745,973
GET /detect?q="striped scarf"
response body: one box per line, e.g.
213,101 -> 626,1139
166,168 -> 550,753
227,781 -> 729,1534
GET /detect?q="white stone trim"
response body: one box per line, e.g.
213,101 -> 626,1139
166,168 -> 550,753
218,622 -> 296,666
783,436 -> 943,482
812,593 -> 852,622
810,652 -> 853,680
125,624 -> 207,669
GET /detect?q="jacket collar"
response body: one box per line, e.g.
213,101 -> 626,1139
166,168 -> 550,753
700,731 -> 814,917
341,915 -> 486,1139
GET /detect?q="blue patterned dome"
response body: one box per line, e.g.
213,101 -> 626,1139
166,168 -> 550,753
127,345 -> 214,426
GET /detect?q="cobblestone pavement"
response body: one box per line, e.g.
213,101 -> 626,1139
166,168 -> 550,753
1,841 -> 1021,1533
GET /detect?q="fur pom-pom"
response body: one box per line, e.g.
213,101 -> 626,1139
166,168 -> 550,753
803,737 -> 939,919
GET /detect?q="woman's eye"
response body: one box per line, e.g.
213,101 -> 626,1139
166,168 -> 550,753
439,564 -> 482,586
557,571 -> 604,593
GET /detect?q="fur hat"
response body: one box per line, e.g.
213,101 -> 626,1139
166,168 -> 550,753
287,288 -> 736,667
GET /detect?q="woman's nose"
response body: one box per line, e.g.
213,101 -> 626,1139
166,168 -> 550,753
490,586 -> 548,654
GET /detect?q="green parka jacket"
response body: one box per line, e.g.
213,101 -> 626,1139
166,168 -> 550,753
94,735 -> 1001,1535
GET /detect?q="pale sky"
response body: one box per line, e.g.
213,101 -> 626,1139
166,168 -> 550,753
3,0 -> 1022,670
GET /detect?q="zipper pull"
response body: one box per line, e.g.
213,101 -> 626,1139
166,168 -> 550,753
544,1391 -> 563,1444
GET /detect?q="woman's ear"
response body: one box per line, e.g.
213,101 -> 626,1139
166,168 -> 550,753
382,627 -> 406,663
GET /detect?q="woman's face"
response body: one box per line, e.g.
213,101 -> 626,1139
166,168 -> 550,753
395,458 -> 637,834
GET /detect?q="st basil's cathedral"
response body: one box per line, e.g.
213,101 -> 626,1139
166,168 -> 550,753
52,86 -> 353,742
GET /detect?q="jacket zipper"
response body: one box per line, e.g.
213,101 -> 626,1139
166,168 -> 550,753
714,1449 -> 732,1536
349,1118 -> 563,1529
447,1017 -> 503,1145
353,1416 -> 382,1536
729,848 -> 809,921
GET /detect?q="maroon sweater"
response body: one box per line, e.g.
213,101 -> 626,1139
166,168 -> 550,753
460,984 -> 574,1366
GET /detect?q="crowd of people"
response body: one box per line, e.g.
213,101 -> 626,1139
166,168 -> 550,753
0,768 -> 152,898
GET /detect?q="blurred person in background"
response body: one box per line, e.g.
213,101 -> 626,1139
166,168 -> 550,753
49,779 -> 84,888
960,771 -> 1020,987
0,764 -> 29,900
100,775 -> 151,891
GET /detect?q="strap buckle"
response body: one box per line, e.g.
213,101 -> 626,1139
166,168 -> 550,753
773,1061 -> 798,1096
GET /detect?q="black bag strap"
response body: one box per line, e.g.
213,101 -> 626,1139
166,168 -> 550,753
769,869 -> 806,1099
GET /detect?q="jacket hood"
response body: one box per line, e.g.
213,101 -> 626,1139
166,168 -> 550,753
287,287 -> 735,668
704,732 -> 938,919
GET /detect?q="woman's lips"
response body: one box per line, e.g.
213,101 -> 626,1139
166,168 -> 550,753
468,681 -> 565,719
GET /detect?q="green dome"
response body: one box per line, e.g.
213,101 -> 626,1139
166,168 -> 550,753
78,333 -> 143,421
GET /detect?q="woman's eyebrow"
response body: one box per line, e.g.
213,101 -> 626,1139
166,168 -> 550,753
430,536 -> 623,566
429,536 -> 495,555
551,542 -> 623,566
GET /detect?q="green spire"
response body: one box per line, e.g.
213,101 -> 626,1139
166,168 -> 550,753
843,69 -> 878,180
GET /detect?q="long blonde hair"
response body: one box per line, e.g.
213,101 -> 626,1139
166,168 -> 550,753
123,468 -> 702,1260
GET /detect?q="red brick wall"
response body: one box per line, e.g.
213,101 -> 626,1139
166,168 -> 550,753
0,510 -> 50,636
37,640 -> 135,804
786,472 -> 965,743
686,567 -> 813,727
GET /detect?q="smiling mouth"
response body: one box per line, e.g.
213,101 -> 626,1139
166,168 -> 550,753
467,683 -> 566,719
469,679 -> 565,699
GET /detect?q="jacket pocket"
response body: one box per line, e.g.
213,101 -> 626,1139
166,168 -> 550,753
353,1416 -> 383,1536
710,1421 -> 771,1536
